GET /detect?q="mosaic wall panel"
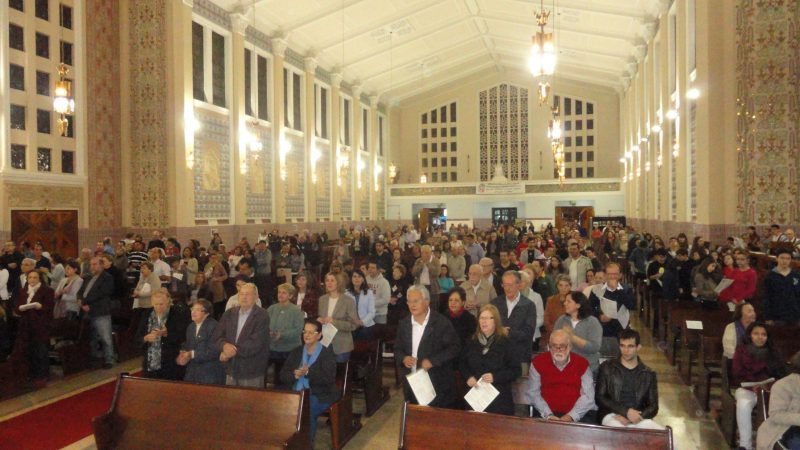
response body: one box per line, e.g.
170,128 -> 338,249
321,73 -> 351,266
359,151 -> 371,219
6,184 -> 83,209
479,84 -> 530,181
284,133 -> 305,220
193,109 -> 231,219
246,125 -> 273,219
129,0 -> 169,228
193,0 -> 231,29
670,121 -> 678,221
314,144 -> 331,219
376,159 -> 385,219
85,0 -> 121,228
340,149 -> 352,220
690,101 -> 697,222
736,0 -> 799,225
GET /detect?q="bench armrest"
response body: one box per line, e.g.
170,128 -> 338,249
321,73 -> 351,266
92,412 -> 115,450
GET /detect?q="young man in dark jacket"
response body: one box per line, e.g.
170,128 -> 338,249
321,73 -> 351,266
595,328 -> 664,430
763,248 -> 800,326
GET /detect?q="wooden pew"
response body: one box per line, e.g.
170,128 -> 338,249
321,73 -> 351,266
50,318 -> 90,375
325,361 -> 362,450
399,403 -> 674,449
678,309 -> 730,385
693,334 -> 723,411
92,374 -> 310,449
359,339 -> 390,416
663,300 -> 702,365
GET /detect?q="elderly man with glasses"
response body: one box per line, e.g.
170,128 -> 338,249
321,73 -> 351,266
527,329 -> 597,424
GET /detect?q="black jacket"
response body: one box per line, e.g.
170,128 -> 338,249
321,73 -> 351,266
280,344 -> 340,405
77,271 -> 114,317
395,309 -> 461,408
447,311 -> 477,346
458,335 -> 520,415
490,295 -> 536,364
763,269 -> 800,323
595,357 -> 659,420
135,304 -> 191,380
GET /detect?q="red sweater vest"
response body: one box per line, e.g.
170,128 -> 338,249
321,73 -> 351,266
532,352 -> 589,414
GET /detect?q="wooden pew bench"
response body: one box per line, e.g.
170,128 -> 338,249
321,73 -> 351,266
399,402 -> 674,450
93,374 -> 310,449
322,361 -> 362,450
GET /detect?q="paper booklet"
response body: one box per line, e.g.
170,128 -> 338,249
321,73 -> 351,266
740,378 -> 775,388
464,379 -> 500,412
714,278 -> 734,294
406,369 -> 436,406
685,320 -> 703,330
19,302 -> 41,311
321,322 -> 338,347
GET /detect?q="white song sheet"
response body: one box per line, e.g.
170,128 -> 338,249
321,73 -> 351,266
18,302 -> 41,312
464,379 -> 500,412
406,369 -> 436,406
714,278 -> 734,294
321,323 -> 338,347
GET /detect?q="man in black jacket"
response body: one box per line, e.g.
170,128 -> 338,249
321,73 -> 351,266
490,270 -> 536,373
595,328 -> 664,430
78,257 -> 116,368
395,285 -> 461,408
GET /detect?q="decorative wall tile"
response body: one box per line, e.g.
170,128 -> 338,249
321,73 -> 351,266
193,0 -> 231,29
479,84 -> 529,181
6,183 -> 83,209
284,133 -> 305,219
85,0 -> 121,228
193,109 -> 231,219
246,125 -> 273,218
129,0 -> 169,228
314,144 -> 331,219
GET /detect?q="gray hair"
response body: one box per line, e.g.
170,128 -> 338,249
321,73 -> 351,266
407,284 -> 430,302
502,270 -> 522,283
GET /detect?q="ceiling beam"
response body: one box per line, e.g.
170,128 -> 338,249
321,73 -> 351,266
478,12 -> 639,43
503,0 -> 652,20
393,62 -> 498,102
361,37 -> 487,83
381,52 -> 496,97
268,0 -> 371,31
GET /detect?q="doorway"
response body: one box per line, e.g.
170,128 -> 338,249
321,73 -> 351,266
492,207 -> 517,226
416,208 -> 445,233
554,206 -> 594,233
11,210 -> 79,258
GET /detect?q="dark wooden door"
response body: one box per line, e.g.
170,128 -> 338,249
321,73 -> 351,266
11,210 -> 79,258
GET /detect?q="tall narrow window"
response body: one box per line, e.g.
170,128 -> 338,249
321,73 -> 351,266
10,24 -> 25,51
37,109 -> 51,134
10,0 -> 24,12
36,32 -> 50,58
36,71 -> 50,95
283,68 -> 289,127
10,64 -> 24,91
11,145 -> 26,169
60,4 -> 73,29
37,148 -> 51,172
191,22 -> 204,101
315,84 -> 328,139
257,55 -> 268,121
35,0 -> 49,20
60,40 -> 73,66
211,31 -> 226,107
10,104 -> 26,130
342,98 -> 351,146
378,116 -> 385,156
61,150 -> 74,173
244,49 -> 252,116
361,108 -> 368,150
292,72 -> 302,131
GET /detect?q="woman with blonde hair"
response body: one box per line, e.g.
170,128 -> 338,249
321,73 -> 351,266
458,303 -> 520,415
135,289 -> 191,380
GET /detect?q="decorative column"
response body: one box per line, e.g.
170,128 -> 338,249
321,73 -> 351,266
230,12 -> 248,225
330,72 -> 342,221
271,37 -> 287,223
350,83 -> 362,220
369,94 -> 380,220
304,56 -> 317,222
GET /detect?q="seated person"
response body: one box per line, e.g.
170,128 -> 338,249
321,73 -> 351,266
722,302 -> 756,359
596,329 -> 663,430
280,319 -> 339,446
553,291 -> 603,374
396,285 -> 461,408
459,304 -> 520,416
718,251 -> 757,307
178,299 -> 225,385
757,351 -> 800,450
732,322 -> 788,450
446,287 -> 477,346
135,289 -> 191,380
527,329 -> 597,424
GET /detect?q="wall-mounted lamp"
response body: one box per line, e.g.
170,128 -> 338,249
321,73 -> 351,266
374,163 -> 382,192
279,135 -> 291,180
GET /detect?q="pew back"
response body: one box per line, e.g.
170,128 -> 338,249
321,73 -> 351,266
399,403 -> 674,450
93,374 -> 309,450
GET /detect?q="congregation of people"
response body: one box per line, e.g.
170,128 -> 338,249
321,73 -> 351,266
0,220 -> 799,449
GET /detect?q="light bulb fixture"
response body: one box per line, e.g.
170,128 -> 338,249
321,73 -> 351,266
640,137 -> 648,143
636,167 -> 641,177
625,151 -> 633,159
336,145 -> 349,187
547,118 -> 562,141
631,145 -> 640,152
645,161 -> 651,172
686,88 -> 700,100
656,154 -> 663,167
651,124 -> 662,133
666,109 -> 679,120
374,163 -> 382,192
279,136 -> 291,181
529,3 -> 556,78
619,157 -> 626,164
53,63 -> 75,136
310,146 -> 322,184
537,81 -> 551,105
420,173 -> 427,184
672,143 -> 679,158
388,161 -> 397,181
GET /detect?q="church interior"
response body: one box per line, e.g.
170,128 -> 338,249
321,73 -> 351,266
0,0 -> 799,449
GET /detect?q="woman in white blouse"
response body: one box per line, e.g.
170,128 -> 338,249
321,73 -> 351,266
53,260 -> 83,319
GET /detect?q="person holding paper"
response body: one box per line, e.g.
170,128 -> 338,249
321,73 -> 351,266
280,319 -> 338,446
596,328 -> 663,430
718,250 -> 758,306
317,273 -> 359,362
588,262 -> 635,358
527,329 -> 597,424
732,322 -> 788,450
13,270 -> 54,386
691,257 -> 723,303
395,285 -> 461,408
459,304 -> 520,415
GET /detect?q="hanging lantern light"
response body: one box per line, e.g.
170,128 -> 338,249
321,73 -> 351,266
53,63 -> 75,136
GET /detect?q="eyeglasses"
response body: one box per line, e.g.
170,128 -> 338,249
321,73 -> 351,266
550,344 -> 569,351
302,330 -> 319,335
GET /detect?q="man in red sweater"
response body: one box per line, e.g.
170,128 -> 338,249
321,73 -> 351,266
718,251 -> 758,308
527,329 -> 597,423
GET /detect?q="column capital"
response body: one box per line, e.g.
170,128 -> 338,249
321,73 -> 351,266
230,13 -> 249,36
304,56 -> 318,74
272,37 -> 288,58
368,94 -> 379,107
351,82 -> 362,99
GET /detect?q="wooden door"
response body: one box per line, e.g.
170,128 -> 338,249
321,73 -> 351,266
11,210 -> 79,258
554,206 -> 595,232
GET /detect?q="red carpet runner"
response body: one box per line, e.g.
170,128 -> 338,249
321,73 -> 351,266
0,375 -> 124,450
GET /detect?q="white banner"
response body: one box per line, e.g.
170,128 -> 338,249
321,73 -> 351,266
476,182 -> 525,195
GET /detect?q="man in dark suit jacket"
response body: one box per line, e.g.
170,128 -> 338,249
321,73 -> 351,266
212,283 -> 270,387
179,299 -> 225,385
491,270 -> 536,372
78,257 -> 116,368
395,285 -> 461,408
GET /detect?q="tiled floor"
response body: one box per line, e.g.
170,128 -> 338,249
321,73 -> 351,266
0,315 -> 731,449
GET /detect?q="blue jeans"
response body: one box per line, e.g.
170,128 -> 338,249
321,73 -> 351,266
335,352 -> 350,363
90,315 -> 115,365
309,393 -> 331,445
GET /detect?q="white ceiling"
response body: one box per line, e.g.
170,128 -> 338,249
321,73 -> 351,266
214,0 -> 666,103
